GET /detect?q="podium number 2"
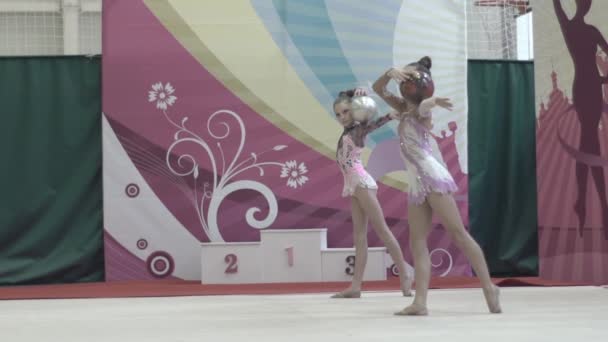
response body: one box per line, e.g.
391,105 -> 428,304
345,255 -> 355,276
224,254 -> 238,274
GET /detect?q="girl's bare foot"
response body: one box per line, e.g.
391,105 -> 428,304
330,288 -> 361,299
394,303 -> 428,316
484,285 -> 502,313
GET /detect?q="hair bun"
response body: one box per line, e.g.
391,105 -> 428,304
419,56 -> 432,70
338,90 -> 355,98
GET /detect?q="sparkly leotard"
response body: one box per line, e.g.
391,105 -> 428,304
398,98 -> 458,204
336,115 -> 392,197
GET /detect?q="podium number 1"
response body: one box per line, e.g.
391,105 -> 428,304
285,246 -> 294,267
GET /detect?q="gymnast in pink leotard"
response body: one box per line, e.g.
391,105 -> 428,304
331,88 -> 413,299
373,56 -> 501,315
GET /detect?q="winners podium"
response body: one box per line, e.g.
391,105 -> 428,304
200,229 -> 391,284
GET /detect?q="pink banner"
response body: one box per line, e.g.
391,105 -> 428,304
102,0 -> 470,281
534,0 -> 608,284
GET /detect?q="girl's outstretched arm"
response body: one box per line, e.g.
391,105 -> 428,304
418,97 -> 453,118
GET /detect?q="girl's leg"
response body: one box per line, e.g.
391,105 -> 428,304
427,192 -> 501,313
331,196 -> 368,298
395,201 -> 433,316
354,187 -> 413,296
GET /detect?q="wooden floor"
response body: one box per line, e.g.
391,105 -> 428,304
1,286 -> 606,341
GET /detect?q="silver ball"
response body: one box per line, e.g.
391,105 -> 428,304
351,96 -> 378,122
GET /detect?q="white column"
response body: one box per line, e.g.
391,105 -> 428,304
62,0 -> 81,55
516,12 -> 534,60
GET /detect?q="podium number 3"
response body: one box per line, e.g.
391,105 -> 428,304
224,254 -> 238,274
345,255 -> 355,276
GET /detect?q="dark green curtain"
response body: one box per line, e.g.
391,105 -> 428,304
468,60 -> 538,277
0,56 -> 104,285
